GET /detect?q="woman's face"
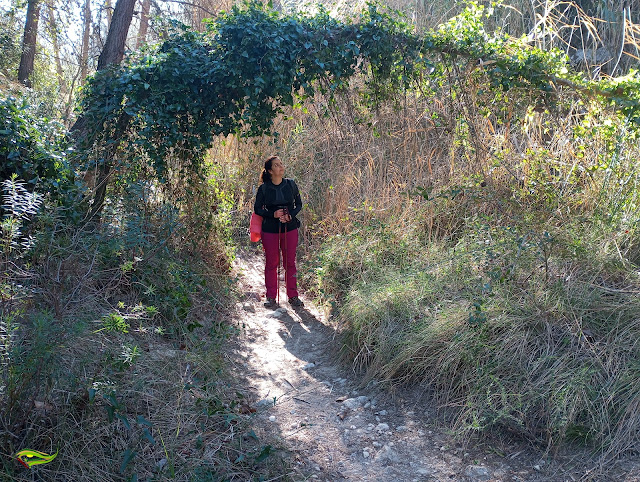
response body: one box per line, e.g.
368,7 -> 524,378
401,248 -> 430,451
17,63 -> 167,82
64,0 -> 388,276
268,158 -> 285,178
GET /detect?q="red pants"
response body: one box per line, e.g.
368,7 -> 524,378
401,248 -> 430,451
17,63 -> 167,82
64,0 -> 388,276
262,228 -> 299,299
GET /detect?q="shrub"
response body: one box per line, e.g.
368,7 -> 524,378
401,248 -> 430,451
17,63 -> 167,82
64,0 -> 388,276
0,96 -> 81,214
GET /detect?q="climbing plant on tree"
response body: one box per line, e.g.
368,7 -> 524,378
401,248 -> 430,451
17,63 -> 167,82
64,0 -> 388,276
76,0 -> 640,214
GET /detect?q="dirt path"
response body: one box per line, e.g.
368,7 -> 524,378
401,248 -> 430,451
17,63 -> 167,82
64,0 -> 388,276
228,250 -> 634,481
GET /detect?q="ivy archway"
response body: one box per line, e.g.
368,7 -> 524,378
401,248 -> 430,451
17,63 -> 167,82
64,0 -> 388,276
76,1 -> 640,213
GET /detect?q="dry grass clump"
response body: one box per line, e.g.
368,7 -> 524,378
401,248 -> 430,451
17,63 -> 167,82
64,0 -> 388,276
306,191 -> 640,459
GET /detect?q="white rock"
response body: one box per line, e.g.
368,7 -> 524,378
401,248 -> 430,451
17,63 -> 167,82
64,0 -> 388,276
533,465 -> 541,471
266,309 -> 286,319
255,399 -> 273,408
363,450 -> 370,458
396,425 -> 408,432
156,458 -> 167,470
375,423 -> 390,432
242,303 -> 255,312
302,362 -> 315,370
464,465 -> 491,481
341,396 -> 369,410
374,445 -> 399,465
268,416 -> 276,422
378,410 -> 388,416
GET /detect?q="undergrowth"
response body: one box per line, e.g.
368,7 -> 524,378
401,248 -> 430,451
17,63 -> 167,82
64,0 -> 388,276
0,98 -> 287,480
1,206 -> 288,481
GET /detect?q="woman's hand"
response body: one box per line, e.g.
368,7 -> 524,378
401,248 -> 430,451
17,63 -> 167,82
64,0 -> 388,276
279,214 -> 291,223
274,209 -> 285,218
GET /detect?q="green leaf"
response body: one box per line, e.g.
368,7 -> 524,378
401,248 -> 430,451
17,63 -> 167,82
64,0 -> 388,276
136,415 -> 153,426
142,428 -> 156,445
120,449 -> 137,474
255,445 -> 272,463
117,413 -> 131,429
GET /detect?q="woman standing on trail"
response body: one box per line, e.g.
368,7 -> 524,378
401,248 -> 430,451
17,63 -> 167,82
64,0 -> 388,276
254,155 -> 304,308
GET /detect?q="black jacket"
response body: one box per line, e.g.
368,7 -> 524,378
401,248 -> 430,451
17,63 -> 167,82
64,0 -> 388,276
254,179 -> 302,233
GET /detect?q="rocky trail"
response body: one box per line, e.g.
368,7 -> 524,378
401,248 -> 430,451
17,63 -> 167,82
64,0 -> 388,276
227,250 -> 637,481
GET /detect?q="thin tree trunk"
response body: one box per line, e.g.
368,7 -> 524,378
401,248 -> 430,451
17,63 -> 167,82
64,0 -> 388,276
136,0 -> 151,49
88,112 -> 131,220
80,0 -> 137,219
80,0 -> 91,80
97,0 -> 136,69
18,0 -> 41,87
63,70 -> 79,127
106,0 -> 113,30
46,4 -> 65,93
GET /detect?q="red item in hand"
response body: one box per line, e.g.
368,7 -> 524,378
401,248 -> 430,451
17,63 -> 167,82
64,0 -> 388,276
250,213 -> 263,242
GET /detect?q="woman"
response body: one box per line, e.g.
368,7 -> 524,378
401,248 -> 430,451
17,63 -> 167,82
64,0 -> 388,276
254,156 -> 304,308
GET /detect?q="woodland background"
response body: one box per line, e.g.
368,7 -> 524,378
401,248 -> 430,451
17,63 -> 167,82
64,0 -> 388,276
1,0 -> 640,479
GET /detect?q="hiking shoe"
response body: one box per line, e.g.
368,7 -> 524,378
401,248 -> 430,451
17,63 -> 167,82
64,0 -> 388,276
288,296 -> 304,307
264,297 -> 278,308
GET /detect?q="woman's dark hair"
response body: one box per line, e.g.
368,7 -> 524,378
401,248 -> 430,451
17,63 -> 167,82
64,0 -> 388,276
261,156 -> 279,184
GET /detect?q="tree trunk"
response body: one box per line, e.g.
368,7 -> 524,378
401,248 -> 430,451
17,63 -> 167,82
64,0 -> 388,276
76,0 -> 137,219
18,0 -> 41,87
80,0 -> 91,80
97,0 -> 136,69
46,4 -> 65,93
136,0 -> 151,49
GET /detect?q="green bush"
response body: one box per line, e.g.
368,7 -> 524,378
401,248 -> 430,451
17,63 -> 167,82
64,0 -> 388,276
0,96 -> 81,212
